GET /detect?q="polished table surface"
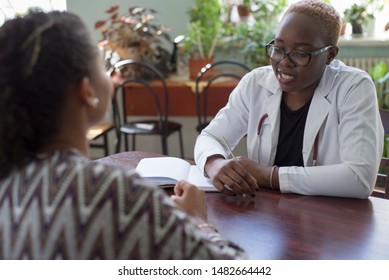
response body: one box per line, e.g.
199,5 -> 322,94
96,151 -> 389,260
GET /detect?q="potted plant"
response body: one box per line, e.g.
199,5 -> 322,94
95,5 -> 172,76
184,0 -> 223,79
228,0 -> 287,68
343,3 -> 374,36
370,61 -> 389,109
237,0 -> 251,20
251,0 -> 287,23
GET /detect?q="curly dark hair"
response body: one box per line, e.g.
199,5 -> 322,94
0,11 -> 98,179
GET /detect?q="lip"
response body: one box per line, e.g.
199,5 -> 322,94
277,69 -> 297,84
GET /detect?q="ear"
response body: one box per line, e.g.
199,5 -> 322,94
77,77 -> 99,108
326,46 -> 339,65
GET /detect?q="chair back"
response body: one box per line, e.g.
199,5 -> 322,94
372,109 -> 389,199
110,59 -> 173,153
374,157 -> 389,199
111,59 -> 169,130
110,92 -> 121,152
195,60 -> 251,132
379,108 -> 389,135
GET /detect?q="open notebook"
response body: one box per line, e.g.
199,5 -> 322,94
135,157 -> 218,192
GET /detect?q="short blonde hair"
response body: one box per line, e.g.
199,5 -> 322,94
283,0 -> 341,46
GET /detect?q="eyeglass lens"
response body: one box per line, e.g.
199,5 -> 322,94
266,46 -> 310,67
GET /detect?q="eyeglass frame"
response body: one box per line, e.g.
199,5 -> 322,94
265,40 -> 333,67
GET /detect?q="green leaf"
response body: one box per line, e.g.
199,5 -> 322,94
369,61 -> 387,80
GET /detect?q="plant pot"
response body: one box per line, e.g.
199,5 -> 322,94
351,22 -> 363,36
339,22 -> 347,36
189,57 -> 214,80
237,5 -> 250,22
114,46 -> 141,61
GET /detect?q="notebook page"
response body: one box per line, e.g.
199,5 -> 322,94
136,157 -> 191,185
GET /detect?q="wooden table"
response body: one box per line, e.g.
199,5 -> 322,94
96,151 -> 389,260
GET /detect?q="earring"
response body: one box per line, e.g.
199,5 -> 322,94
90,97 -> 99,107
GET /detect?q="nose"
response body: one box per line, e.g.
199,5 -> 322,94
279,53 -> 296,67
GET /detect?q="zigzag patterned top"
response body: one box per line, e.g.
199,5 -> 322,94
0,149 -> 246,259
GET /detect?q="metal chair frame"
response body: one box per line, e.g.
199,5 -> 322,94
195,60 -> 251,132
112,59 -> 184,157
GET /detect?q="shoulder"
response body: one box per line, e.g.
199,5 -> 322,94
80,157 -> 161,200
236,65 -> 279,95
326,59 -> 373,84
0,148 -> 160,203
245,65 -> 275,83
320,59 -> 375,99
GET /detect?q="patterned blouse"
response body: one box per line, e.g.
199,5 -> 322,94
0,149 -> 245,259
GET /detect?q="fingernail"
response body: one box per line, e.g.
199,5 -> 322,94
255,186 -> 260,192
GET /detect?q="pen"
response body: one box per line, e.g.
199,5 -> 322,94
222,136 -> 250,197
203,131 -> 236,159
221,136 -> 237,160
204,132 -> 257,197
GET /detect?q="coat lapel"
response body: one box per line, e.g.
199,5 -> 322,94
303,70 -> 333,165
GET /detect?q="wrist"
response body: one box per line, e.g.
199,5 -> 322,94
192,217 -> 219,233
269,165 -> 279,190
204,155 -> 225,177
197,223 -> 219,233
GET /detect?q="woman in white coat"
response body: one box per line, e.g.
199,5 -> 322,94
194,0 -> 384,199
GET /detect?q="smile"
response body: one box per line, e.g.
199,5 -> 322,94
278,72 -> 295,81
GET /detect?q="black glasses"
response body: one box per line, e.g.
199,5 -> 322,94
265,40 -> 333,67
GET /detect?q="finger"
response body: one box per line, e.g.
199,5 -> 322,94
212,180 -> 235,196
174,180 -> 191,196
215,176 -> 245,196
173,185 -> 183,196
217,170 -> 248,196
230,163 -> 258,193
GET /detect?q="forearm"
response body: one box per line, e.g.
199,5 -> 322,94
278,164 -> 374,199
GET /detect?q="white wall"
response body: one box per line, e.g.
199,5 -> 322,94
66,0 -> 194,42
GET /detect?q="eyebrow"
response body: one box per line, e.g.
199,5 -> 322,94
273,38 -> 314,48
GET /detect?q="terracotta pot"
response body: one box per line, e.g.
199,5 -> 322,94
189,57 -> 214,80
114,46 -> 140,61
111,46 -> 150,78
340,22 -> 347,36
237,5 -> 250,18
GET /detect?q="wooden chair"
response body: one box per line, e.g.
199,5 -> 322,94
112,59 -> 184,158
379,108 -> 389,134
87,123 -> 114,156
372,108 -> 389,199
374,157 -> 389,199
195,60 -> 251,133
87,95 -> 120,157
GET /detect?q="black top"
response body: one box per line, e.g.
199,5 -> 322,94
274,98 -> 311,167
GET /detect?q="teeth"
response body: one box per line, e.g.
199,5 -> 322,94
279,72 -> 294,80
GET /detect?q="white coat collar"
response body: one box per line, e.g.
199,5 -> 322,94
255,61 -> 342,165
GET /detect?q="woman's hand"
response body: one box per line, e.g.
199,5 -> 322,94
171,180 -> 207,221
204,155 -> 259,196
237,157 -> 279,190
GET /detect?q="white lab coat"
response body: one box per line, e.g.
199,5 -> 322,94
194,60 -> 384,199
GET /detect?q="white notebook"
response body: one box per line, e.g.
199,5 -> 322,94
135,157 -> 218,192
